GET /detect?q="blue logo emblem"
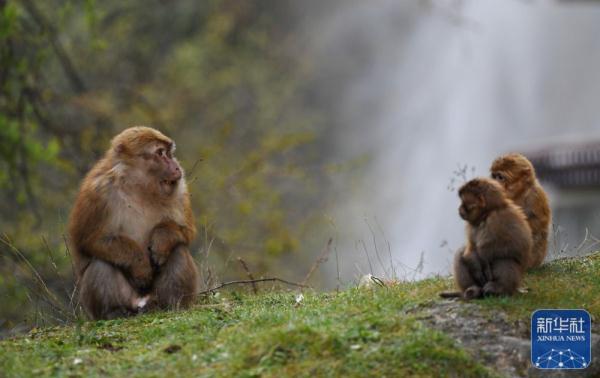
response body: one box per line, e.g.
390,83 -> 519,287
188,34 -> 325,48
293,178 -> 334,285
531,309 -> 591,369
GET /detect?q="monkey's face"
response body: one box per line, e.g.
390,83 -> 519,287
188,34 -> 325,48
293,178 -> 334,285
491,169 -> 510,189
490,155 -> 534,196
459,178 -> 508,224
110,127 -> 185,197
139,142 -> 183,196
491,167 -> 531,198
459,192 -> 484,224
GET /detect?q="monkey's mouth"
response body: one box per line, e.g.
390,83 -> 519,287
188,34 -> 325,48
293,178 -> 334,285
159,179 -> 179,193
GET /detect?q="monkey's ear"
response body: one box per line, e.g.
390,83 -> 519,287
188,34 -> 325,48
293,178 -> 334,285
114,143 -> 127,155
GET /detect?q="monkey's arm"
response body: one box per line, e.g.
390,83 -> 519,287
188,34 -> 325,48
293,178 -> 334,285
86,235 -> 154,289
149,219 -> 194,267
461,248 -> 488,286
149,190 -> 196,267
69,191 -> 153,289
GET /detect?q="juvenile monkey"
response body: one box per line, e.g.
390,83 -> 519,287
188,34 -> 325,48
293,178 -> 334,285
491,153 -> 550,269
68,126 -> 198,320
441,178 -> 533,299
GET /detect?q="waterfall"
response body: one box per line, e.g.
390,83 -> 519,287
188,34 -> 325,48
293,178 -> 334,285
304,0 -> 600,281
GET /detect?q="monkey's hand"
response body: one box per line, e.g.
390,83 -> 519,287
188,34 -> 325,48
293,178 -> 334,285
461,250 -> 487,286
148,223 -> 186,268
129,252 -> 154,290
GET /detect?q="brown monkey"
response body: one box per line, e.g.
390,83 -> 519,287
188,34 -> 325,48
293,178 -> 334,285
440,178 -> 532,299
68,126 -> 198,320
491,153 -> 551,269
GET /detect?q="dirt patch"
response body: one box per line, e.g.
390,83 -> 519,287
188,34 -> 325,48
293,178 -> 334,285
164,344 -> 182,354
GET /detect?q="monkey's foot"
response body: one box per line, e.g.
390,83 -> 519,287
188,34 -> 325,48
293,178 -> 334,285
482,282 -> 509,297
464,285 -> 482,300
137,295 -> 150,308
133,295 -> 155,313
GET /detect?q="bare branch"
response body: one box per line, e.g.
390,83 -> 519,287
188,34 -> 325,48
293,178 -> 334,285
237,257 -> 258,294
195,278 -> 308,297
365,218 -> 388,277
359,239 -> 374,274
301,237 -> 332,286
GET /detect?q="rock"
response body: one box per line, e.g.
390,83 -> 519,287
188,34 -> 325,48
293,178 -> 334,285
414,300 -> 599,377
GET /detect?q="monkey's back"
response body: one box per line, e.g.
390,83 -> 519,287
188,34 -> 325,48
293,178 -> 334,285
473,203 -> 533,269
67,156 -> 115,279
517,181 -> 551,268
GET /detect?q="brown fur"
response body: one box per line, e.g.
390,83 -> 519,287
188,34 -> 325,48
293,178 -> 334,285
440,178 -> 533,300
491,153 -> 551,269
68,126 -> 198,320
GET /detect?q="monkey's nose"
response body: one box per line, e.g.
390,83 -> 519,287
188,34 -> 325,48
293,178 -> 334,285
171,167 -> 182,181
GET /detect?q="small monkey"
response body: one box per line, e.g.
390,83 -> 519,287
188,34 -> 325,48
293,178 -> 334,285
68,126 -> 198,320
490,153 -> 550,269
441,178 -> 532,299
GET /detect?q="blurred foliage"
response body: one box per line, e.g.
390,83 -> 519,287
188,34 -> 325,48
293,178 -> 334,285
0,0 -> 336,333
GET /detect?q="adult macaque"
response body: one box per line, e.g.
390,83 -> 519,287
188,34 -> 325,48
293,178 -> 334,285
441,178 -> 532,299
490,153 -> 550,268
68,126 -> 198,320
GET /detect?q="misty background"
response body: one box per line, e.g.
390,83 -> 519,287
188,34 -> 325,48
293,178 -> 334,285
313,0 -> 600,279
1,0 -> 599,333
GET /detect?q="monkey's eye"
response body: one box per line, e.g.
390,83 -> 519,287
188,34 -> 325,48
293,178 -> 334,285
156,148 -> 165,157
492,173 -> 505,181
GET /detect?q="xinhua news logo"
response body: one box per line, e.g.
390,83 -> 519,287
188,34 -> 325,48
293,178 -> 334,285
531,309 -> 591,370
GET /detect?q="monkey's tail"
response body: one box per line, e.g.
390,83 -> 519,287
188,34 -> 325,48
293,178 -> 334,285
439,291 -> 463,299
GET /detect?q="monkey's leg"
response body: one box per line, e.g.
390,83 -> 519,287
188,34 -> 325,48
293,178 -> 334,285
452,248 -> 482,300
482,259 -> 493,284
482,259 -> 522,296
79,259 -> 150,320
153,245 -> 199,309
462,251 -> 489,287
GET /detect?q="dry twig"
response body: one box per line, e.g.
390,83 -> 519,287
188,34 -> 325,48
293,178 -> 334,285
195,278 -> 307,297
237,257 -> 258,294
301,238 -> 333,286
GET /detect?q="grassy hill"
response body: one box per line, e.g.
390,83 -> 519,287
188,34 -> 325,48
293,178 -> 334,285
1,253 -> 599,377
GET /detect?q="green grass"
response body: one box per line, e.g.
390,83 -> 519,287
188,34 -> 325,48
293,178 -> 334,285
1,253 -> 598,377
